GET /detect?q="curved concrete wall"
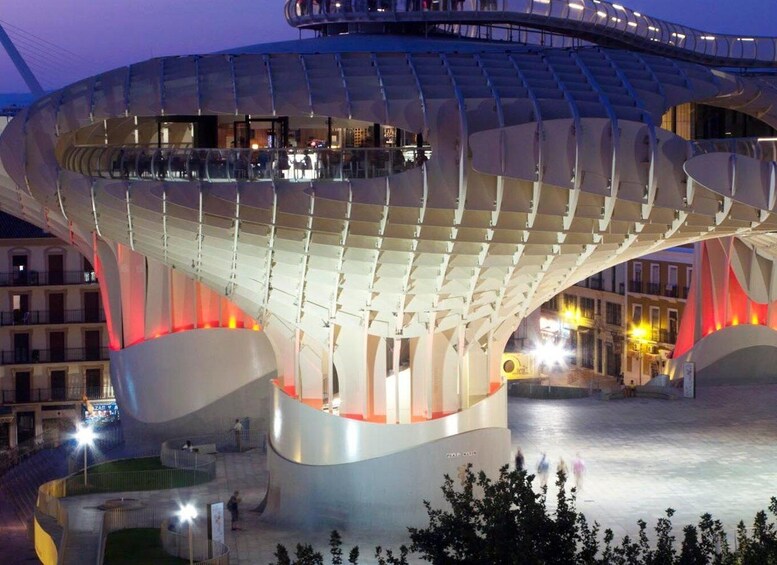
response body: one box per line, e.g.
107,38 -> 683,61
110,328 -> 277,443
266,426 -> 511,531
272,383 -> 507,465
670,325 -> 777,385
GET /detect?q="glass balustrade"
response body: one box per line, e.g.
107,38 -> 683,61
61,145 -> 431,183
691,137 -> 777,162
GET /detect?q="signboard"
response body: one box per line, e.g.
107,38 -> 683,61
683,362 -> 695,398
208,502 -> 225,546
84,402 -> 120,425
502,353 -> 535,380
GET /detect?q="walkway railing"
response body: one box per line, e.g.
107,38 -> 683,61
691,137 -> 777,161
286,0 -> 777,68
35,477 -> 70,565
95,508 -> 230,565
161,519 -> 230,565
61,145 -> 431,183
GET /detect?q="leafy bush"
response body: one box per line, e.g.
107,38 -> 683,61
270,466 -> 777,564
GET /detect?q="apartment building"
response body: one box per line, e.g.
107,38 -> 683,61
506,264 -> 628,383
508,246 -> 695,387
625,246 -> 694,385
0,213 -> 111,450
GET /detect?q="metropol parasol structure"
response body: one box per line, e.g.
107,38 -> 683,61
3,0 -> 777,526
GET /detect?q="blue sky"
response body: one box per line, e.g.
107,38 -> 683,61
0,0 -> 775,93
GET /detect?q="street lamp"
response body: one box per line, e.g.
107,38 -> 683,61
178,503 -> 198,565
532,340 -> 567,389
74,424 -> 95,486
631,325 -> 647,385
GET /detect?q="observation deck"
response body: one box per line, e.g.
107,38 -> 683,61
61,145 -> 431,183
286,0 -> 777,69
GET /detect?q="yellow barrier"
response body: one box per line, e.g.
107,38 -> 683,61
34,515 -> 59,565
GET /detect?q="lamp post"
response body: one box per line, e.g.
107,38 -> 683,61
74,424 -> 95,486
179,503 -> 198,565
631,325 -> 647,386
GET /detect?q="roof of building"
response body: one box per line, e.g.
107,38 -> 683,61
0,211 -> 51,239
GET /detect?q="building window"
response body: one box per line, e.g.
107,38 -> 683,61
11,254 -> 28,285
650,306 -> 660,341
631,262 -> 643,293
563,294 -> 577,312
648,264 -> 661,295
580,331 -> 594,369
685,267 -> 693,298
667,265 -> 678,297
85,368 -> 103,398
668,309 -> 679,344
49,331 -> 66,362
11,293 -> 30,324
543,295 -> 559,312
580,297 -> 595,320
606,302 -> 622,326
632,304 -> 643,326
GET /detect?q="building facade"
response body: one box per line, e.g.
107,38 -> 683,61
0,213 -> 111,451
625,246 -> 693,384
507,264 -> 627,384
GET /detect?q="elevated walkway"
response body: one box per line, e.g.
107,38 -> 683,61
286,0 -> 777,69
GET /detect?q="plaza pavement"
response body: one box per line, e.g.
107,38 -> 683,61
16,383 -> 777,563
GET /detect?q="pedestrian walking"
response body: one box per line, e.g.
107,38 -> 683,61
227,490 -> 242,531
537,452 -> 550,487
514,448 -> 524,471
572,452 -> 586,490
232,418 -> 243,452
557,456 -> 568,479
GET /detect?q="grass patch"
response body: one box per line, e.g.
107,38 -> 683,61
91,457 -> 175,474
65,456 -> 211,495
103,528 -> 188,565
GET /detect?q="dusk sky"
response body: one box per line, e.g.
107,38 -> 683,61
0,0 -> 775,93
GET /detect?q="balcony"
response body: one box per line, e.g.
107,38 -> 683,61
1,347 -> 110,365
650,328 -> 678,345
0,270 -> 97,287
629,281 -> 688,299
0,309 -> 106,327
1,385 -> 114,404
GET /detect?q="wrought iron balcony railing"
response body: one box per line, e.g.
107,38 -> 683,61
0,309 -> 106,326
1,385 -> 114,405
0,270 -> 97,287
0,347 -> 110,365
628,281 -> 688,299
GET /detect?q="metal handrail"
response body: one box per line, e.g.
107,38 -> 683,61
285,0 -> 777,69
61,144 -> 431,183
691,137 -> 777,161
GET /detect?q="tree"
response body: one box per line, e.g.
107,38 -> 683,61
408,465 -> 602,564
270,471 -> 777,565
